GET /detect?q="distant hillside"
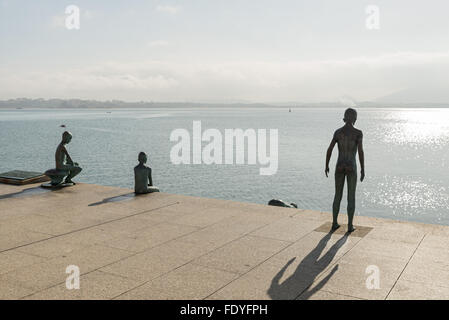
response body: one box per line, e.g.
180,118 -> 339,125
0,98 -> 276,109
376,86 -> 449,105
0,98 -> 448,109
0,98 -> 339,109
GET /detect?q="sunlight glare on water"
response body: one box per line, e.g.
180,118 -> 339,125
381,109 -> 449,148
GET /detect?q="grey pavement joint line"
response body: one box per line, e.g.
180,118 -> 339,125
111,216 -> 292,299
293,234 -> 364,299
21,202 -> 279,299
4,183 -> 445,300
201,228 -> 321,300
20,217 -> 203,299
0,202 -> 180,254
318,290 -> 367,300
384,234 -> 426,300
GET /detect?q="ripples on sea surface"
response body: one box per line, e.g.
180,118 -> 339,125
1,107 -> 448,226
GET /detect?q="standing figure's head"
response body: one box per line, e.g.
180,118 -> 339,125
343,108 -> 357,125
138,152 -> 147,164
62,131 -> 73,144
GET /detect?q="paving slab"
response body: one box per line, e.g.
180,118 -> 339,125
387,279 -> 449,300
250,216 -> 323,242
117,263 -> 239,300
193,235 -> 291,274
102,222 -> 200,253
24,270 -> 143,300
0,279 -> 34,300
0,182 -> 448,300
0,251 -> 46,275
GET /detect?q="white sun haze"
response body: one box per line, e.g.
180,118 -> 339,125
1,0 -> 449,103
155,4 -> 181,14
148,40 -> 170,47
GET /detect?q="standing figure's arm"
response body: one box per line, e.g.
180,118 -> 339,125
148,168 -> 153,186
358,132 -> 365,182
325,138 -> 336,177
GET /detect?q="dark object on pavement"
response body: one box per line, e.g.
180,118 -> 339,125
268,199 -> 298,208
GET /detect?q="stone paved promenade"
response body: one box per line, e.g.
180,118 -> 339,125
1,182 -> 449,300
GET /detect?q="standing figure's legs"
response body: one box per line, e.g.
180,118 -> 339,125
332,171 -> 345,229
346,171 -> 357,232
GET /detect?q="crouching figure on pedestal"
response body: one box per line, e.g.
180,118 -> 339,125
43,131 -> 82,187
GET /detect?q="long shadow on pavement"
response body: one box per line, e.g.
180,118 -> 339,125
88,193 -> 136,206
268,230 -> 349,299
0,186 -> 50,200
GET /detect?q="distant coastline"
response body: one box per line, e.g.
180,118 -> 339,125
1,98 -> 449,109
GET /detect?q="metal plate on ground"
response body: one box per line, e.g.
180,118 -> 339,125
0,170 -> 49,185
314,221 -> 373,238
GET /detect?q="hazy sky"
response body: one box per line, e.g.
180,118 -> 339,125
1,0 -> 449,103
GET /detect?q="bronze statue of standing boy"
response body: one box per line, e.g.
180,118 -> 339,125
325,108 -> 365,233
